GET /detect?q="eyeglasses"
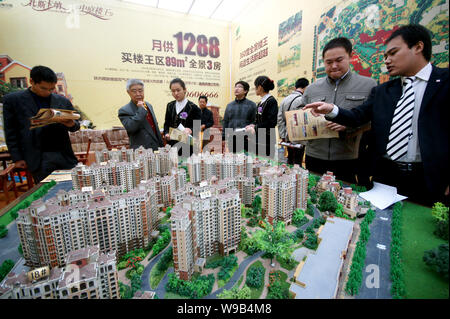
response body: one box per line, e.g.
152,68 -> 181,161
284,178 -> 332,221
130,89 -> 144,94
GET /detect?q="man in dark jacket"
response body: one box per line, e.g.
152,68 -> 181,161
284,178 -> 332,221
3,65 -> 80,183
118,79 -> 164,150
198,95 -> 214,150
304,25 -> 449,206
222,81 -> 257,153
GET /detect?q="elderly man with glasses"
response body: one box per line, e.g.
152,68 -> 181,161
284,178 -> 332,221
118,79 -> 164,150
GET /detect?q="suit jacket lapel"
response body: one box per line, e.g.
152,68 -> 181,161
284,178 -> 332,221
137,102 -> 157,142
149,105 -> 163,144
386,78 -> 403,121
419,66 -> 442,118
50,94 -> 58,108
23,89 -> 40,115
145,102 -> 162,144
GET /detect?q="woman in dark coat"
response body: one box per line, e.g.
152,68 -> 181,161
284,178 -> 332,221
245,75 -> 278,157
163,78 -> 201,157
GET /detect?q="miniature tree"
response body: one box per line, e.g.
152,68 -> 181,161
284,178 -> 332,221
318,191 -> 338,213
246,265 -> 265,288
309,189 -> 318,204
267,274 -> 289,299
335,203 -> 344,218
306,199 -> 315,217
0,225 -> 7,238
251,195 -> 262,216
423,244 -> 449,279
0,259 -> 15,282
292,209 -> 305,225
431,202 -> 449,240
166,207 -> 172,218
254,220 -> 294,265
218,285 -> 251,299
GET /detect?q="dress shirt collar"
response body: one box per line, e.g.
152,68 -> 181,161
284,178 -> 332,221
327,69 -> 350,85
260,93 -> 271,104
402,62 -> 432,84
175,98 -> 188,114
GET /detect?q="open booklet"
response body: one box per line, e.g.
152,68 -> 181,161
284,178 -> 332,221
169,127 -> 195,146
30,108 -> 80,129
285,109 -> 338,141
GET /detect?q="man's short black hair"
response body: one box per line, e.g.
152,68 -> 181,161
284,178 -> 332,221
199,95 -> 208,102
235,80 -> 250,96
170,78 -> 186,90
386,24 -> 432,61
322,37 -> 353,58
295,78 -> 309,89
30,65 -> 57,84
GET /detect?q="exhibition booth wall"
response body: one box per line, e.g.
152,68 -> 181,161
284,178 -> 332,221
0,0 -> 448,130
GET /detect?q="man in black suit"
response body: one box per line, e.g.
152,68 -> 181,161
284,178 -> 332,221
303,24 -> 449,206
3,65 -> 80,183
118,79 -> 164,150
198,95 -> 214,151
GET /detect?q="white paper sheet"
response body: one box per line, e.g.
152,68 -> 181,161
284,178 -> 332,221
359,182 -> 407,210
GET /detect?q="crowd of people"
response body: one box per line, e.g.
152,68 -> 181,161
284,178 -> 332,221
3,24 -> 448,207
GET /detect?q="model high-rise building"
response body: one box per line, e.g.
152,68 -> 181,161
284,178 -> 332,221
0,246 -> 119,299
16,186 -> 158,268
74,145 -> 179,192
170,206 -> 195,281
261,165 -> 309,225
186,152 -> 254,184
173,174 -> 254,207
171,188 -> 241,281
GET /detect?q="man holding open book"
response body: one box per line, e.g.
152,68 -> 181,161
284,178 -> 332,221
3,65 -> 80,183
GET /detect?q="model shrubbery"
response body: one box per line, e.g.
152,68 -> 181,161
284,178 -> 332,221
423,244 -> 449,279
0,259 -> 14,282
303,227 -> 318,250
217,255 -> 238,283
4,180 -> 57,224
0,225 -> 7,238
267,270 -> 289,299
318,191 -> 338,213
218,285 -> 251,299
119,273 -> 141,299
151,229 -> 171,257
390,202 -> 406,299
431,202 -> 449,240
345,208 -> 375,296
165,273 -> 215,298
245,265 -> 265,288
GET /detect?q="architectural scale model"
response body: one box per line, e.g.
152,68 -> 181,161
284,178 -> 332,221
0,146 -> 369,299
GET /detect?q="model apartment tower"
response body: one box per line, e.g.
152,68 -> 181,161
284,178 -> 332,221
73,145 -> 179,192
186,152 -> 254,184
260,164 -> 309,225
0,246 -> 119,299
16,186 -> 158,269
171,189 -> 241,281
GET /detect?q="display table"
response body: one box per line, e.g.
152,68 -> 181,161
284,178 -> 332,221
0,177 -> 447,299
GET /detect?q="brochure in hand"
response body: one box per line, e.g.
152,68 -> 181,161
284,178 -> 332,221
30,108 -> 80,129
